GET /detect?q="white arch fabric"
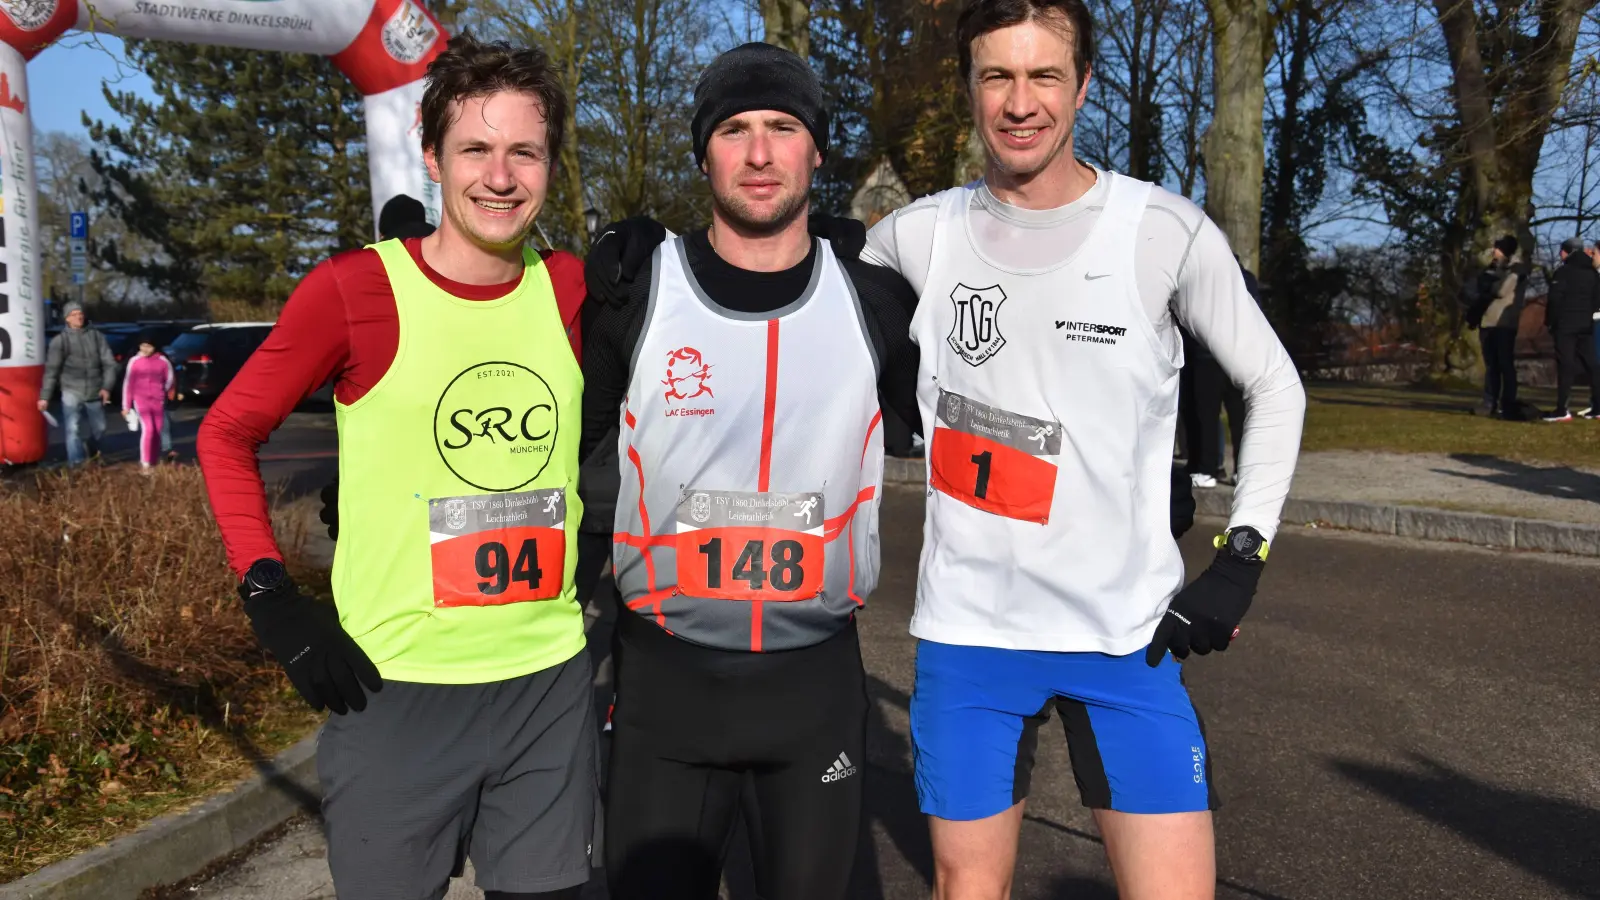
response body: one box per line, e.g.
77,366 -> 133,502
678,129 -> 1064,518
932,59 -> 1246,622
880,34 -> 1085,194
0,0 -> 447,464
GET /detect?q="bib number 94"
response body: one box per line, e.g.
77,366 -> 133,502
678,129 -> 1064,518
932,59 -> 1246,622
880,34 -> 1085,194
429,488 -> 567,607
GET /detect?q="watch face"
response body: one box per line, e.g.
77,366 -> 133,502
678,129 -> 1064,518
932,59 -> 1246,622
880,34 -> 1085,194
248,559 -> 287,590
1229,529 -> 1261,557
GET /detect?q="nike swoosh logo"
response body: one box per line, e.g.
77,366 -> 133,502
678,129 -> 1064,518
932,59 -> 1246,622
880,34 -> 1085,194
1084,272 -> 1113,281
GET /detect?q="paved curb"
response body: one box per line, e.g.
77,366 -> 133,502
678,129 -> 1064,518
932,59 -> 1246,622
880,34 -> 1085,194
1,733 -> 322,900
881,457 -> 1600,557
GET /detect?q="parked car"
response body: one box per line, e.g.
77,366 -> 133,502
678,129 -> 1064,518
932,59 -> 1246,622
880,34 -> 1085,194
164,322 -> 275,402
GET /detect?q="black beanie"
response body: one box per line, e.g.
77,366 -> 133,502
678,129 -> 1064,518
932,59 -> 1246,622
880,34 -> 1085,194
378,194 -> 435,241
691,43 -> 829,165
1493,235 -> 1518,257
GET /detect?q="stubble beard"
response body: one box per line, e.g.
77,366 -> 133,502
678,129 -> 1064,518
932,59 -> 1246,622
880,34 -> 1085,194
712,179 -> 809,236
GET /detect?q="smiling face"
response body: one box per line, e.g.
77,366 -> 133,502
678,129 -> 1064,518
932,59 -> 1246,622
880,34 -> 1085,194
423,91 -> 551,252
968,14 -> 1088,182
703,110 -> 819,234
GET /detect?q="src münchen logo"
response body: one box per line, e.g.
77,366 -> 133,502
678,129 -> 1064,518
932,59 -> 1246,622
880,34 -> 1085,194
948,283 -> 1008,366
434,361 -> 559,492
663,347 -> 713,403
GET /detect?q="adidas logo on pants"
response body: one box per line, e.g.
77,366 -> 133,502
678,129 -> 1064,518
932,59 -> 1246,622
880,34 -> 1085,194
821,752 -> 858,783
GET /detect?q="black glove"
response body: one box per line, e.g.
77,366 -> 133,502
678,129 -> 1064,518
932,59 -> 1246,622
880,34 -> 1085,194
584,216 -> 668,307
319,479 -> 338,541
1170,467 -> 1196,538
1144,551 -> 1261,667
241,573 -> 381,714
808,213 -> 867,260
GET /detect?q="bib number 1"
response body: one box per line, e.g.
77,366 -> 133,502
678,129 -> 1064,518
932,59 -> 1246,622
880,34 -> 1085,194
429,488 -> 567,606
676,489 -> 825,601
930,389 -> 1060,524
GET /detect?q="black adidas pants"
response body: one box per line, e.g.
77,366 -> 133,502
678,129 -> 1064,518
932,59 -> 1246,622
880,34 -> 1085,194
604,609 -> 867,900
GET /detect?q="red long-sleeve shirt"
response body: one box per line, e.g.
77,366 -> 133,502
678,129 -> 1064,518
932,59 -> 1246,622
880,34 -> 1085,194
198,238 -> 585,577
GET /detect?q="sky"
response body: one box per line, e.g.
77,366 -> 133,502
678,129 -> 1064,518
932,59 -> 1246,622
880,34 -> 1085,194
28,34 -> 152,139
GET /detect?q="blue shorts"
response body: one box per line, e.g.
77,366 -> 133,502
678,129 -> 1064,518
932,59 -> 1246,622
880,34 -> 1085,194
910,640 -> 1218,820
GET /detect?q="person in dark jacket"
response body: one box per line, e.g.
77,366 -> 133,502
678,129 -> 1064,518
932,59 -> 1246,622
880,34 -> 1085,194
37,302 -> 118,464
1542,236 -> 1600,421
1473,235 -> 1524,420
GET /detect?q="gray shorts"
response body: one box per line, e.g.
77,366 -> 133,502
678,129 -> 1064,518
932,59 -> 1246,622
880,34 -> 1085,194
317,650 -> 601,900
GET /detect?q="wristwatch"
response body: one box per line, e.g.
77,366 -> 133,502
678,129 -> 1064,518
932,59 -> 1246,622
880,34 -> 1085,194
1213,526 -> 1269,564
243,558 -> 289,597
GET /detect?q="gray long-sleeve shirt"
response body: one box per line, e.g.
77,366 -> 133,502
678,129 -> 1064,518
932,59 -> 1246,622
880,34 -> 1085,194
41,327 -> 118,402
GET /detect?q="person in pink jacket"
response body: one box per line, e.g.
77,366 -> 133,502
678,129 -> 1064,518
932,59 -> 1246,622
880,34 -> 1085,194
121,333 -> 176,471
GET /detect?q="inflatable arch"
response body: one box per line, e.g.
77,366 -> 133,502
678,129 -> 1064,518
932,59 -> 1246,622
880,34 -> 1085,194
0,0 -> 450,464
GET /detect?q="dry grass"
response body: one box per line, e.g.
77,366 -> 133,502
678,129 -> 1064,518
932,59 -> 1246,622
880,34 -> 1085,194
1300,382 -> 1600,469
0,465 -> 324,880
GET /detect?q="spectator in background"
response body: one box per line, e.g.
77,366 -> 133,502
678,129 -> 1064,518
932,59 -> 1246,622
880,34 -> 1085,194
377,194 -> 436,241
1541,236 -> 1600,422
1473,235 -> 1525,420
121,332 -> 176,472
37,301 -> 118,465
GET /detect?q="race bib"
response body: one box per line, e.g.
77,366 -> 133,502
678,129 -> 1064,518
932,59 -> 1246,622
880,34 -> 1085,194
675,489 -> 824,601
929,389 -> 1060,524
428,488 -> 567,607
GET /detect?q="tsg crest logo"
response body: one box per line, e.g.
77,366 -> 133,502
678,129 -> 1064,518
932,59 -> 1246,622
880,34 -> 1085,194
947,284 -> 1007,366
434,361 -> 559,492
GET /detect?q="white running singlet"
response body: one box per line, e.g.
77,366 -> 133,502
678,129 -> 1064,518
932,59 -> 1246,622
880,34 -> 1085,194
908,173 -> 1187,654
612,237 -> 884,653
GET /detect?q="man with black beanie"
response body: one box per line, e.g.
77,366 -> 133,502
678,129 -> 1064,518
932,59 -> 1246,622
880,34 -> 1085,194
577,42 -> 917,900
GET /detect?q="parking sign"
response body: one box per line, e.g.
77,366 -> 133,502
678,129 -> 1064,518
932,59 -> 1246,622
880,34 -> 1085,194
70,212 -> 88,240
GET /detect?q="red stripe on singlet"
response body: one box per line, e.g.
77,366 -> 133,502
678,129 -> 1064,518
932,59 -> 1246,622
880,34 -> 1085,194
751,318 -> 783,651
623,437 -> 667,627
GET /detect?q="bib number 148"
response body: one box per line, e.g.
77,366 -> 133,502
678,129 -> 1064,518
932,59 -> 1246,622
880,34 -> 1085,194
697,537 -> 806,592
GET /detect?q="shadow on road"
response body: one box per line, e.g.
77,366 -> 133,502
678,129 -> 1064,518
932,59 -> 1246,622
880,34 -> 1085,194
1332,753 -> 1600,897
1430,453 -> 1600,506
849,674 -> 933,898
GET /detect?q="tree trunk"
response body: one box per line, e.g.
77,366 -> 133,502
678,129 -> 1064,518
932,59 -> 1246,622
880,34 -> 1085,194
761,0 -> 810,56
1432,0 -> 1592,376
1203,0 -> 1272,272
559,0 -> 586,250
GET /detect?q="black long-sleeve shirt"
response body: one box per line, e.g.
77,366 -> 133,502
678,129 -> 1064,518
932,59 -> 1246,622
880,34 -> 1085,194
577,227 -> 921,535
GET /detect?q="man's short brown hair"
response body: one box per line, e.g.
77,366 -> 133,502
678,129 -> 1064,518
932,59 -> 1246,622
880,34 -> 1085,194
957,0 -> 1094,87
420,33 -> 569,165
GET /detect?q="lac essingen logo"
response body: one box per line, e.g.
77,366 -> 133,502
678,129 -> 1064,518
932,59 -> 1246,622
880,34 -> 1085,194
0,0 -> 54,31
434,361 -> 558,492
662,346 -> 715,417
382,0 -> 438,65
947,283 -> 1007,366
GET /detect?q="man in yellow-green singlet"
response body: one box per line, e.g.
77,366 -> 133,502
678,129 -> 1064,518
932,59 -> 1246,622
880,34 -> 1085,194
197,35 -> 595,900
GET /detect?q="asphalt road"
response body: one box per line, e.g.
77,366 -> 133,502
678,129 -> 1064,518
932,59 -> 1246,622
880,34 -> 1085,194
136,413 -> 1599,899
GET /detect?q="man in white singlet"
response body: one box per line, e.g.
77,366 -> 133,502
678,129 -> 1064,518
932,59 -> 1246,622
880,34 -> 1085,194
862,0 -> 1307,897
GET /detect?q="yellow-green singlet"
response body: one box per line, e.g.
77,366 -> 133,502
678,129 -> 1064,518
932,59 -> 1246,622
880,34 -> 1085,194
331,239 -> 584,684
